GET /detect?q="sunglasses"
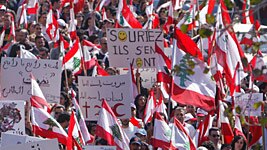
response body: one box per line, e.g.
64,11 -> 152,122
55,112 -> 61,115
211,134 -> 220,138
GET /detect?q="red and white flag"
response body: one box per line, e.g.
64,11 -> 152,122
129,63 -> 139,99
62,38 -> 83,75
16,4 -> 28,28
151,112 -> 173,149
95,0 -> 110,12
31,98 -> 68,145
115,0 -> 142,28
67,111 -> 83,150
234,115 -> 246,141
27,0 -> 38,15
171,30 -> 216,111
143,90 -> 157,124
242,0 -> 254,24
82,39 -> 100,56
68,1 -> 77,40
31,74 -> 51,112
171,118 -> 196,150
218,100 -> 234,144
96,100 -> 130,150
61,0 -> 84,14
46,5 -> 59,41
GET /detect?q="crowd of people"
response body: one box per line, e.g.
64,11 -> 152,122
0,0 -> 267,149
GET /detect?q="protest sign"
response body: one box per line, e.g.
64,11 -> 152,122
1,139 -> 59,150
78,74 -> 133,120
83,145 -> 116,150
1,133 -> 44,147
0,101 -> 25,135
107,28 -> 164,68
0,58 -> 62,103
235,93 -> 263,116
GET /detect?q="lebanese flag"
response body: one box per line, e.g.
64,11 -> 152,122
247,116 -> 262,147
62,38 -> 83,75
240,22 -> 260,47
178,0 -> 196,31
27,0 -> 38,15
71,90 -> 93,144
16,4 -> 28,28
115,0 -> 142,28
68,0 -> 77,40
129,63 -> 139,99
143,90 -> 157,124
46,6 -> 59,41
195,114 -> 214,146
171,38 -> 216,111
95,0 -> 110,12
151,112 -> 174,149
234,115 -> 247,142
82,45 -> 97,70
242,0 -> 254,24
155,94 -> 168,121
20,46 -> 38,59
96,100 -> 130,150
213,1 -> 247,96
249,50 -> 267,82
91,61 -> 110,76
31,98 -> 68,145
82,39 -> 100,56
31,74 -> 51,113
61,0 -> 84,14
218,100 -> 234,144
171,118 -> 196,150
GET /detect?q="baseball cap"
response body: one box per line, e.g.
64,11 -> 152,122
130,136 -> 142,145
135,128 -> 147,136
197,108 -> 208,117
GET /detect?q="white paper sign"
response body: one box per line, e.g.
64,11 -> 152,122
107,28 -> 164,68
235,93 -> 263,116
0,57 -> 62,103
78,74 -> 133,120
0,101 -> 25,135
83,145 -> 116,150
1,139 -> 59,150
1,133 -> 44,147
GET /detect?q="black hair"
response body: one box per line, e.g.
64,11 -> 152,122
231,135 -> 247,150
201,141 -> 216,150
56,113 -> 70,123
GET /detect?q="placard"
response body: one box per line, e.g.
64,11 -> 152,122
235,93 -> 263,116
78,74 -> 133,120
0,101 -> 25,135
107,28 -> 164,68
1,139 -> 59,150
1,133 -> 44,147
0,57 -> 62,103
83,145 -> 116,150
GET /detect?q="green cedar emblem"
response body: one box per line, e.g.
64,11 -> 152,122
178,55 -> 192,87
73,57 -> 81,69
110,124 -> 122,141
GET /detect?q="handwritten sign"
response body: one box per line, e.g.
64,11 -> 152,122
119,68 -> 157,88
1,139 -> 59,150
235,93 -> 263,116
0,58 -> 62,103
107,28 -> 164,68
78,74 -> 133,120
0,101 -> 25,135
83,146 -> 116,150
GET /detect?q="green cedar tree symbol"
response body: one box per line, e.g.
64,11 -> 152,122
178,56 -> 192,87
43,118 -> 59,131
185,13 -> 193,23
164,129 -> 171,139
73,57 -> 81,69
184,142 -> 190,150
110,124 -> 122,141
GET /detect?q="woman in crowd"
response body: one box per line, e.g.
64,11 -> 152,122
231,135 -> 247,150
134,94 -> 147,119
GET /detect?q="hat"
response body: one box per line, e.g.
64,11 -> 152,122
197,108 -> 208,117
135,128 -> 147,136
130,136 -> 142,145
57,19 -> 67,27
130,103 -> 136,109
184,113 -> 197,122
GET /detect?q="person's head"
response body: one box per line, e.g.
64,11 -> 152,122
221,144 -> 232,150
197,108 -> 208,123
57,112 -> 70,128
174,107 -> 186,123
185,105 -> 195,114
35,35 -> 45,49
201,141 -> 216,150
61,69 -> 74,87
34,23 -> 42,36
60,91 -> 69,106
75,12 -> 84,24
208,127 -> 221,145
131,103 -> 137,117
38,47 -> 49,59
88,122 -> 97,136
100,37 -> 108,53
88,34 -> 99,44
38,12 -> 48,26
129,136 -> 142,150
121,118 -> 130,127
135,128 -> 147,142
95,138 -> 108,145
51,0 -> 61,10
4,12 -> 13,27
134,94 -> 147,109
231,135 -> 246,150
52,104 -> 65,119
141,142 -> 149,150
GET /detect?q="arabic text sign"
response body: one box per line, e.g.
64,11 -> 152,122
78,74 -> 133,120
1,139 -> 59,150
0,58 -> 62,103
107,28 -> 164,68
235,93 -> 263,116
0,101 -> 25,135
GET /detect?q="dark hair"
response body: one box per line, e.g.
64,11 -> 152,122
231,135 -> 247,150
208,127 -> 220,136
95,138 -> 108,145
56,113 -> 70,123
201,140 -> 216,150
35,35 -> 44,42
134,94 -> 147,119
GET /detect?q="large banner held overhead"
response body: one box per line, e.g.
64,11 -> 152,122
107,28 -> 164,68
0,58 -> 62,103
235,93 -> 263,116
78,74 -> 133,120
0,101 -> 25,135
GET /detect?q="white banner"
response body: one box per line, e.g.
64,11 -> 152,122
78,74 -> 133,120
1,139 -> 59,150
0,101 -> 25,135
83,146 -> 116,150
1,133 -> 44,147
235,93 -> 263,116
107,28 -> 164,68
0,58 -> 62,103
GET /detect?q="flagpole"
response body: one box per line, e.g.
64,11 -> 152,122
262,111 -> 266,150
136,68 -> 141,94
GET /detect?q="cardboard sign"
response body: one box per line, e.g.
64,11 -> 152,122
0,58 -> 62,103
0,101 -> 25,135
78,74 -> 133,120
83,145 -> 116,150
107,28 -> 164,68
235,93 -> 263,116
1,139 -> 59,150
